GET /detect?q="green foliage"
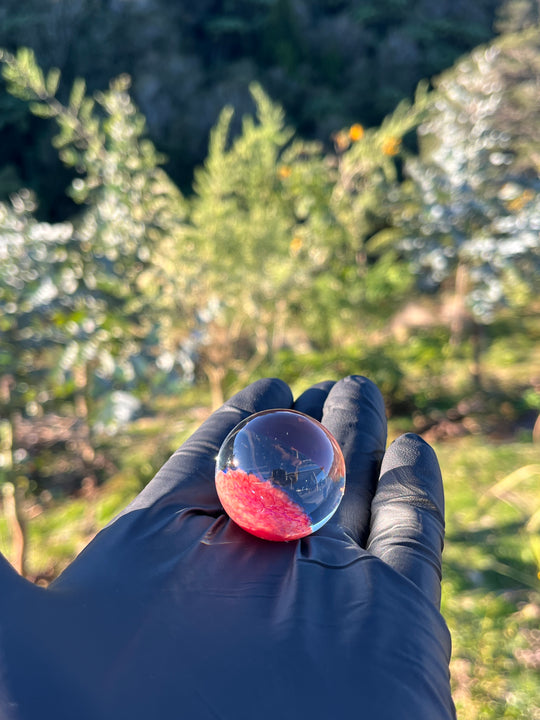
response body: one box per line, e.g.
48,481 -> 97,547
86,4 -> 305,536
0,190 -> 75,412
187,83 -> 300,372
496,0 -> 540,32
6,33 -> 537,411
0,48 -> 190,450
0,0 -> 504,215
260,345 -> 405,403
332,81 -> 430,240
0,22 -> 539,715
437,439 -> 540,719
387,30 -> 540,327
0,47 -> 427,417
1,31 -> 538,476
186,80 -> 425,380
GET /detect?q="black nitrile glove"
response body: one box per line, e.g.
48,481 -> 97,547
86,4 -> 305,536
0,376 -> 456,719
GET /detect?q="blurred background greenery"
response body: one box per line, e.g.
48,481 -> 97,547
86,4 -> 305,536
0,1 -> 539,717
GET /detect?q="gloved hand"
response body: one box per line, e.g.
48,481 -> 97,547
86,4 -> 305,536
0,376 -> 456,719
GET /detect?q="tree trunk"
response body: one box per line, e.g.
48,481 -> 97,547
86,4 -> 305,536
450,262 -> 469,346
0,418 -> 27,576
1,373 -> 27,574
1,481 -> 27,576
73,362 -> 95,464
74,363 -> 89,420
203,364 -> 225,410
470,320 -> 484,391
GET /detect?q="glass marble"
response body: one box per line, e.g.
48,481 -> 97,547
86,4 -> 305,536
215,409 -> 346,541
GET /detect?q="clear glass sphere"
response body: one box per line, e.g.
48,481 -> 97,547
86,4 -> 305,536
215,409 -> 346,541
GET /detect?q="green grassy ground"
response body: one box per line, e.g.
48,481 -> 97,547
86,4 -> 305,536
1,417 -> 539,718
436,439 -> 540,719
438,441 -> 540,595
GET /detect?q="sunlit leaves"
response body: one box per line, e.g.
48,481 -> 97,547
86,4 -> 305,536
188,81 -> 423,360
3,33 -> 536,418
0,51 -> 192,427
393,32 -> 540,323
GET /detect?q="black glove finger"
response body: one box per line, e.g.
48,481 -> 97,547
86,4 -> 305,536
293,380 -> 336,420
318,375 -> 387,545
366,433 -> 445,607
113,377 -> 293,519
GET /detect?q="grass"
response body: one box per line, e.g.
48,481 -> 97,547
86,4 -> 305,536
435,439 -> 540,719
0,387 -> 539,717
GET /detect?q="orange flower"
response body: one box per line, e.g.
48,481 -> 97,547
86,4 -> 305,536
278,165 -> 292,179
382,137 -> 401,156
507,189 -> 535,212
349,123 -> 364,142
290,236 -> 303,255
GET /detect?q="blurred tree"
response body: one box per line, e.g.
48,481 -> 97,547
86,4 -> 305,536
331,83 -> 430,326
0,48 -> 190,426
486,28 -> 540,175
496,0 -> 540,31
0,190 -> 73,573
187,83 -> 307,404
0,0 -> 505,216
0,50 -> 197,560
186,83 -> 427,403
0,190 -> 74,418
388,30 -> 540,383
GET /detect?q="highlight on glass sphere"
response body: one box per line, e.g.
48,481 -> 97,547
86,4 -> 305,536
215,409 -> 346,541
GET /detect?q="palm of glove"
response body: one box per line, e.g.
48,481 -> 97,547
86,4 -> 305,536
0,377 -> 455,719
